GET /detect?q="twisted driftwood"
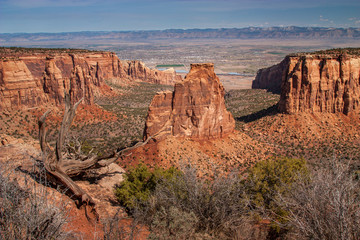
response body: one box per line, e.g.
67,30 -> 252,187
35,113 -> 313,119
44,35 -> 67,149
39,91 -> 153,221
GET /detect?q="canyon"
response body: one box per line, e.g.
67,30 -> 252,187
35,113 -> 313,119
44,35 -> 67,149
0,48 -> 180,111
2,46 -> 360,239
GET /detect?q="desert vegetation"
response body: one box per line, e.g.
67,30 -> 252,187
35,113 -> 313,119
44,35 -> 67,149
302,47 -> 360,56
0,164 -> 70,240
0,46 -> 99,57
114,157 -> 360,239
2,42 -> 360,239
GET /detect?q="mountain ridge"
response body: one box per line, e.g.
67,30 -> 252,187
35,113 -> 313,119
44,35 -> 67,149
1,27 -> 360,44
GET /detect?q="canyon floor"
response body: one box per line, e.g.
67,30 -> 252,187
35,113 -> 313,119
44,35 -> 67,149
2,79 -> 359,239
2,40 -> 360,239
2,80 -> 360,175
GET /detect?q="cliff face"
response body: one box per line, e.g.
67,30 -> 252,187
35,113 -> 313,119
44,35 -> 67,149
252,59 -> 286,93
278,54 -> 360,114
123,61 -> 181,85
0,60 -> 47,110
144,63 -> 235,140
0,49 -> 180,111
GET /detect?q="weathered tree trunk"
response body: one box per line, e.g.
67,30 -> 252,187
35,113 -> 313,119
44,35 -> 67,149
38,91 -> 153,221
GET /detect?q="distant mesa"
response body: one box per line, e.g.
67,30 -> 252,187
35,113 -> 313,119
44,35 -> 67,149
1,27 -> 360,44
144,63 -> 235,141
253,48 -> 360,115
0,47 -> 181,111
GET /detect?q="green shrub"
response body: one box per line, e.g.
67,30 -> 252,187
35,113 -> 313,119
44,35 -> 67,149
133,165 -> 252,239
115,164 -> 181,210
245,157 -> 309,237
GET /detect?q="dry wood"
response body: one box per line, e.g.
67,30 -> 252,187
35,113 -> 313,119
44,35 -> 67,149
38,91 -> 154,221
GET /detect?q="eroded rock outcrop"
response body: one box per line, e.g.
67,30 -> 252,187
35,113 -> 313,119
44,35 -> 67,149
123,61 -> 181,85
279,53 -> 360,114
253,49 -> 360,115
144,63 -> 235,140
0,48 -> 180,111
252,59 -> 287,93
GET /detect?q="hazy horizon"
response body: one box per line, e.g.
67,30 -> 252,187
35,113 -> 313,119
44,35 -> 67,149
2,25 -> 360,35
0,0 -> 359,34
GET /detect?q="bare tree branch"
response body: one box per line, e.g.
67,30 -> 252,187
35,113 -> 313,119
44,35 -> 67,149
37,90 -> 159,221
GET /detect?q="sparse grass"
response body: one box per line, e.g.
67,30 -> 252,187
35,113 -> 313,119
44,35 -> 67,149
294,47 -> 360,56
70,82 -> 174,155
225,89 -> 280,129
0,46 -> 100,57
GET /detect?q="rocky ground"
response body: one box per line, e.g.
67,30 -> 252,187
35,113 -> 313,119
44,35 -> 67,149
1,67 -> 360,239
3,80 -> 359,174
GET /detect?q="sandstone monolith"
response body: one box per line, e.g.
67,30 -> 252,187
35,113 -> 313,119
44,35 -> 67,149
144,63 -> 235,140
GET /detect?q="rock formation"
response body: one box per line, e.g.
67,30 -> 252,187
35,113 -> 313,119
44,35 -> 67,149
252,59 -> 286,93
0,48 -> 181,111
144,63 -> 235,140
253,49 -> 360,115
279,53 -> 360,114
124,61 -> 181,85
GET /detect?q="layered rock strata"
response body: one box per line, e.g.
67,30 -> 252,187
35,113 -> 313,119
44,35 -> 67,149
0,49 -> 180,111
253,51 -> 360,115
252,59 -> 287,93
279,54 -> 360,114
144,63 -> 235,140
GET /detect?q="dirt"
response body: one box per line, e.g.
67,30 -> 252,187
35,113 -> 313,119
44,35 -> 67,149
118,107 -> 360,175
0,137 -> 135,240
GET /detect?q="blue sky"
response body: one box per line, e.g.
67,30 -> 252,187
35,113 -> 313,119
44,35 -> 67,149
0,0 -> 359,33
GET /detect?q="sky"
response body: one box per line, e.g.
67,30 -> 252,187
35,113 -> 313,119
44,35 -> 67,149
0,0 -> 360,33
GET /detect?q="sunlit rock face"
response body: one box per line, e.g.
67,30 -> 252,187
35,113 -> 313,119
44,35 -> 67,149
278,54 -> 360,115
144,63 -> 235,141
253,51 -> 360,115
0,50 -> 181,111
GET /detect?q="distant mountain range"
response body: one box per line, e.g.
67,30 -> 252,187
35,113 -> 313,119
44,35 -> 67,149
1,27 -> 360,44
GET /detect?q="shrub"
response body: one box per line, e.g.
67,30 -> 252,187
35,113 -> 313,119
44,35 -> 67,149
276,158 -> 360,240
148,206 -> 198,240
114,164 -> 181,210
101,210 -> 143,240
245,157 -> 309,237
133,165 -> 254,239
246,157 -> 309,208
0,166 -> 70,240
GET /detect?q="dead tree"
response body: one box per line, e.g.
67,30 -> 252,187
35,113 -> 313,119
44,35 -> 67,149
38,91 -> 153,221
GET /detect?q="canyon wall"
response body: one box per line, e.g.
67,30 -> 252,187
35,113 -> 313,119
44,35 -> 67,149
279,54 -> 360,114
252,59 -> 286,93
144,63 -> 235,140
253,50 -> 360,115
0,49 -> 180,111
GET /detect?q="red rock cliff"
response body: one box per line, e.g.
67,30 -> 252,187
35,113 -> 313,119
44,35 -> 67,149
252,59 -> 286,94
122,61 -> 181,85
279,53 -> 360,114
144,63 -> 235,140
0,48 -> 181,111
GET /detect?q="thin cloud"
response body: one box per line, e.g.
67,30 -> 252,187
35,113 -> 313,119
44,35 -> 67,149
320,15 -> 334,24
348,17 -> 360,25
